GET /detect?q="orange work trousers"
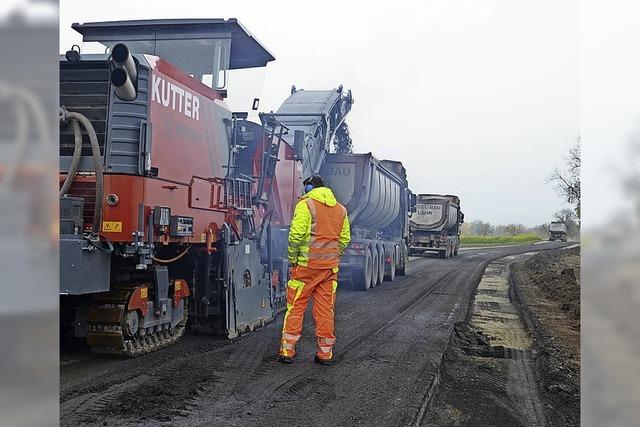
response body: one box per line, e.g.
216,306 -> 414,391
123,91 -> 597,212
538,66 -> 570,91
279,265 -> 338,360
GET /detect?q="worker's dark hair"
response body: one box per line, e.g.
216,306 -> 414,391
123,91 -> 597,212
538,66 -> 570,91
303,175 -> 325,188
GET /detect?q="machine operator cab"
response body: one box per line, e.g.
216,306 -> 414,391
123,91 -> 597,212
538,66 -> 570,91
69,18 -> 275,113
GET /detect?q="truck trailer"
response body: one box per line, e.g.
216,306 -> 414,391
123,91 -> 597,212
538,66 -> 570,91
321,154 -> 416,290
549,221 -> 568,241
409,194 -> 464,259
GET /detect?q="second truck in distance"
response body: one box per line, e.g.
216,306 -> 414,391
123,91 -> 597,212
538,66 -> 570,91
409,194 -> 464,259
548,221 -> 568,242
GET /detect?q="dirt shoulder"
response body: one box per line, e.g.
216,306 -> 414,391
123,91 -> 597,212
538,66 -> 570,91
423,247 -> 580,426
512,247 -> 580,425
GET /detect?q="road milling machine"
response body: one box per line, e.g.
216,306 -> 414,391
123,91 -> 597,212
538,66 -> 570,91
59,19 -> 287,356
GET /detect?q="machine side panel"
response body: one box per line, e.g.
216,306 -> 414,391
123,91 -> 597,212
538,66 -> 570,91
59,236 -> 111,295
104,60 -> 150,174
142,178 -> 228,243
148,63 -> 230,185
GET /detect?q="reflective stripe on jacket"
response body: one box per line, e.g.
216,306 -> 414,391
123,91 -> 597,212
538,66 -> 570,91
287,187 -> 351,269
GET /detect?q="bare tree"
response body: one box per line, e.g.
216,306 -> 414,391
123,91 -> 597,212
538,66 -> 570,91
505,224 -> 525,236
549,138 -> 581,219
553,208 -> 576,224
471,220 -> 494,236
531,223 -> 550,239
460,222 -> 471,236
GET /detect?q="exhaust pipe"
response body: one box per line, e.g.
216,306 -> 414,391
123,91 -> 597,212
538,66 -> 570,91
110,68 -> 137,101
110,43 -> 137,101
112,43 -> 137,79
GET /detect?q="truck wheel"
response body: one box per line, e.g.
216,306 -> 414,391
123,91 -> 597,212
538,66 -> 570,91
385,247 -> 397,282
371,246 -> 379,288
398,244 -> 408,276
353,248 -> 373,291
453,245 -> 458,256
376,246 -> 385,285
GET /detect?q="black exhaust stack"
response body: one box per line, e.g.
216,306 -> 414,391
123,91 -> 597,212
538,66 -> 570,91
110,43 -> 137,101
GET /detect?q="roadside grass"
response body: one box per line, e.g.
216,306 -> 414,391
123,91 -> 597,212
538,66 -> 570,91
460,233 -> 542,246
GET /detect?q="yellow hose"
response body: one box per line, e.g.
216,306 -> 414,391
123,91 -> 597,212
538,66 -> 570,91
152,245 -> 192,264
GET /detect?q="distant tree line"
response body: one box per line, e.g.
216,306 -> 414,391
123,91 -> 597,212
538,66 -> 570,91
461,209 -> 579,240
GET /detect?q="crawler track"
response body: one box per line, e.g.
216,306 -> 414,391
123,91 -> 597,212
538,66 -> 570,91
86,285 -> 188,357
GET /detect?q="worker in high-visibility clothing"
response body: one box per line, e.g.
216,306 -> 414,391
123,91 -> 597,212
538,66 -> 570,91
279,175 -> 351,365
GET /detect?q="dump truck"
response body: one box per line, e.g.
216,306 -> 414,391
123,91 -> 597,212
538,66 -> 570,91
549,221 -> 568,241
409,194 -> 464,259
320,154 -> 416,290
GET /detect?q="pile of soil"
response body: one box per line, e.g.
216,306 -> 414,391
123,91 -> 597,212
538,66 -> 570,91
512,247 -> 580,426
518,248 -> 580,323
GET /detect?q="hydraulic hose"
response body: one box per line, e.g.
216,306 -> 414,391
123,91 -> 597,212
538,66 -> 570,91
59,108 -> 104,233
59,119 -> 82,196
152,245 -> 192,264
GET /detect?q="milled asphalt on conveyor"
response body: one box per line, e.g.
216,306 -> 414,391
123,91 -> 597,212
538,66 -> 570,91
59,241 -> 571,427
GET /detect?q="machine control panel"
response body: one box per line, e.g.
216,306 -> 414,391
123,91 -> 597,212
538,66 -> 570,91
169,216 -> 194,237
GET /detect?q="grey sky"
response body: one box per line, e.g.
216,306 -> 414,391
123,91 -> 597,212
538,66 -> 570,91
60,0 -> 580,226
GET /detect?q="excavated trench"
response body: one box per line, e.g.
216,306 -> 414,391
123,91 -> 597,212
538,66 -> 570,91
424,253 -> 549,426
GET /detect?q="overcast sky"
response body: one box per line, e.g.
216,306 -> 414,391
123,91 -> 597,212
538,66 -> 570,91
60,0 -> 582,226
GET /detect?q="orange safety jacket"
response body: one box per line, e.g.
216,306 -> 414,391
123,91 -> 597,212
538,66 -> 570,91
287,187 -> 351,269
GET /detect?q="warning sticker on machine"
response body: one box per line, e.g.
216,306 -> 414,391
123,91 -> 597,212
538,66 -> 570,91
102,221 -> 123,232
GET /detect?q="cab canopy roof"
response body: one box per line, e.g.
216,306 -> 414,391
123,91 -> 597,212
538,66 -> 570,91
71,18 -> 275,69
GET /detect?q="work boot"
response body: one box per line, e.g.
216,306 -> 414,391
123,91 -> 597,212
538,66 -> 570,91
314,355 -> 333,366
278,355 -> 293,364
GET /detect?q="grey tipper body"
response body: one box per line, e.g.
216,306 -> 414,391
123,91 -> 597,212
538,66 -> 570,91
409,194 -> 464,259
321,153 -> 415,290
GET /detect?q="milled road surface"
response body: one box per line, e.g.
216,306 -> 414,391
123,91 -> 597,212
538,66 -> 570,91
60,241 -> 569,426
